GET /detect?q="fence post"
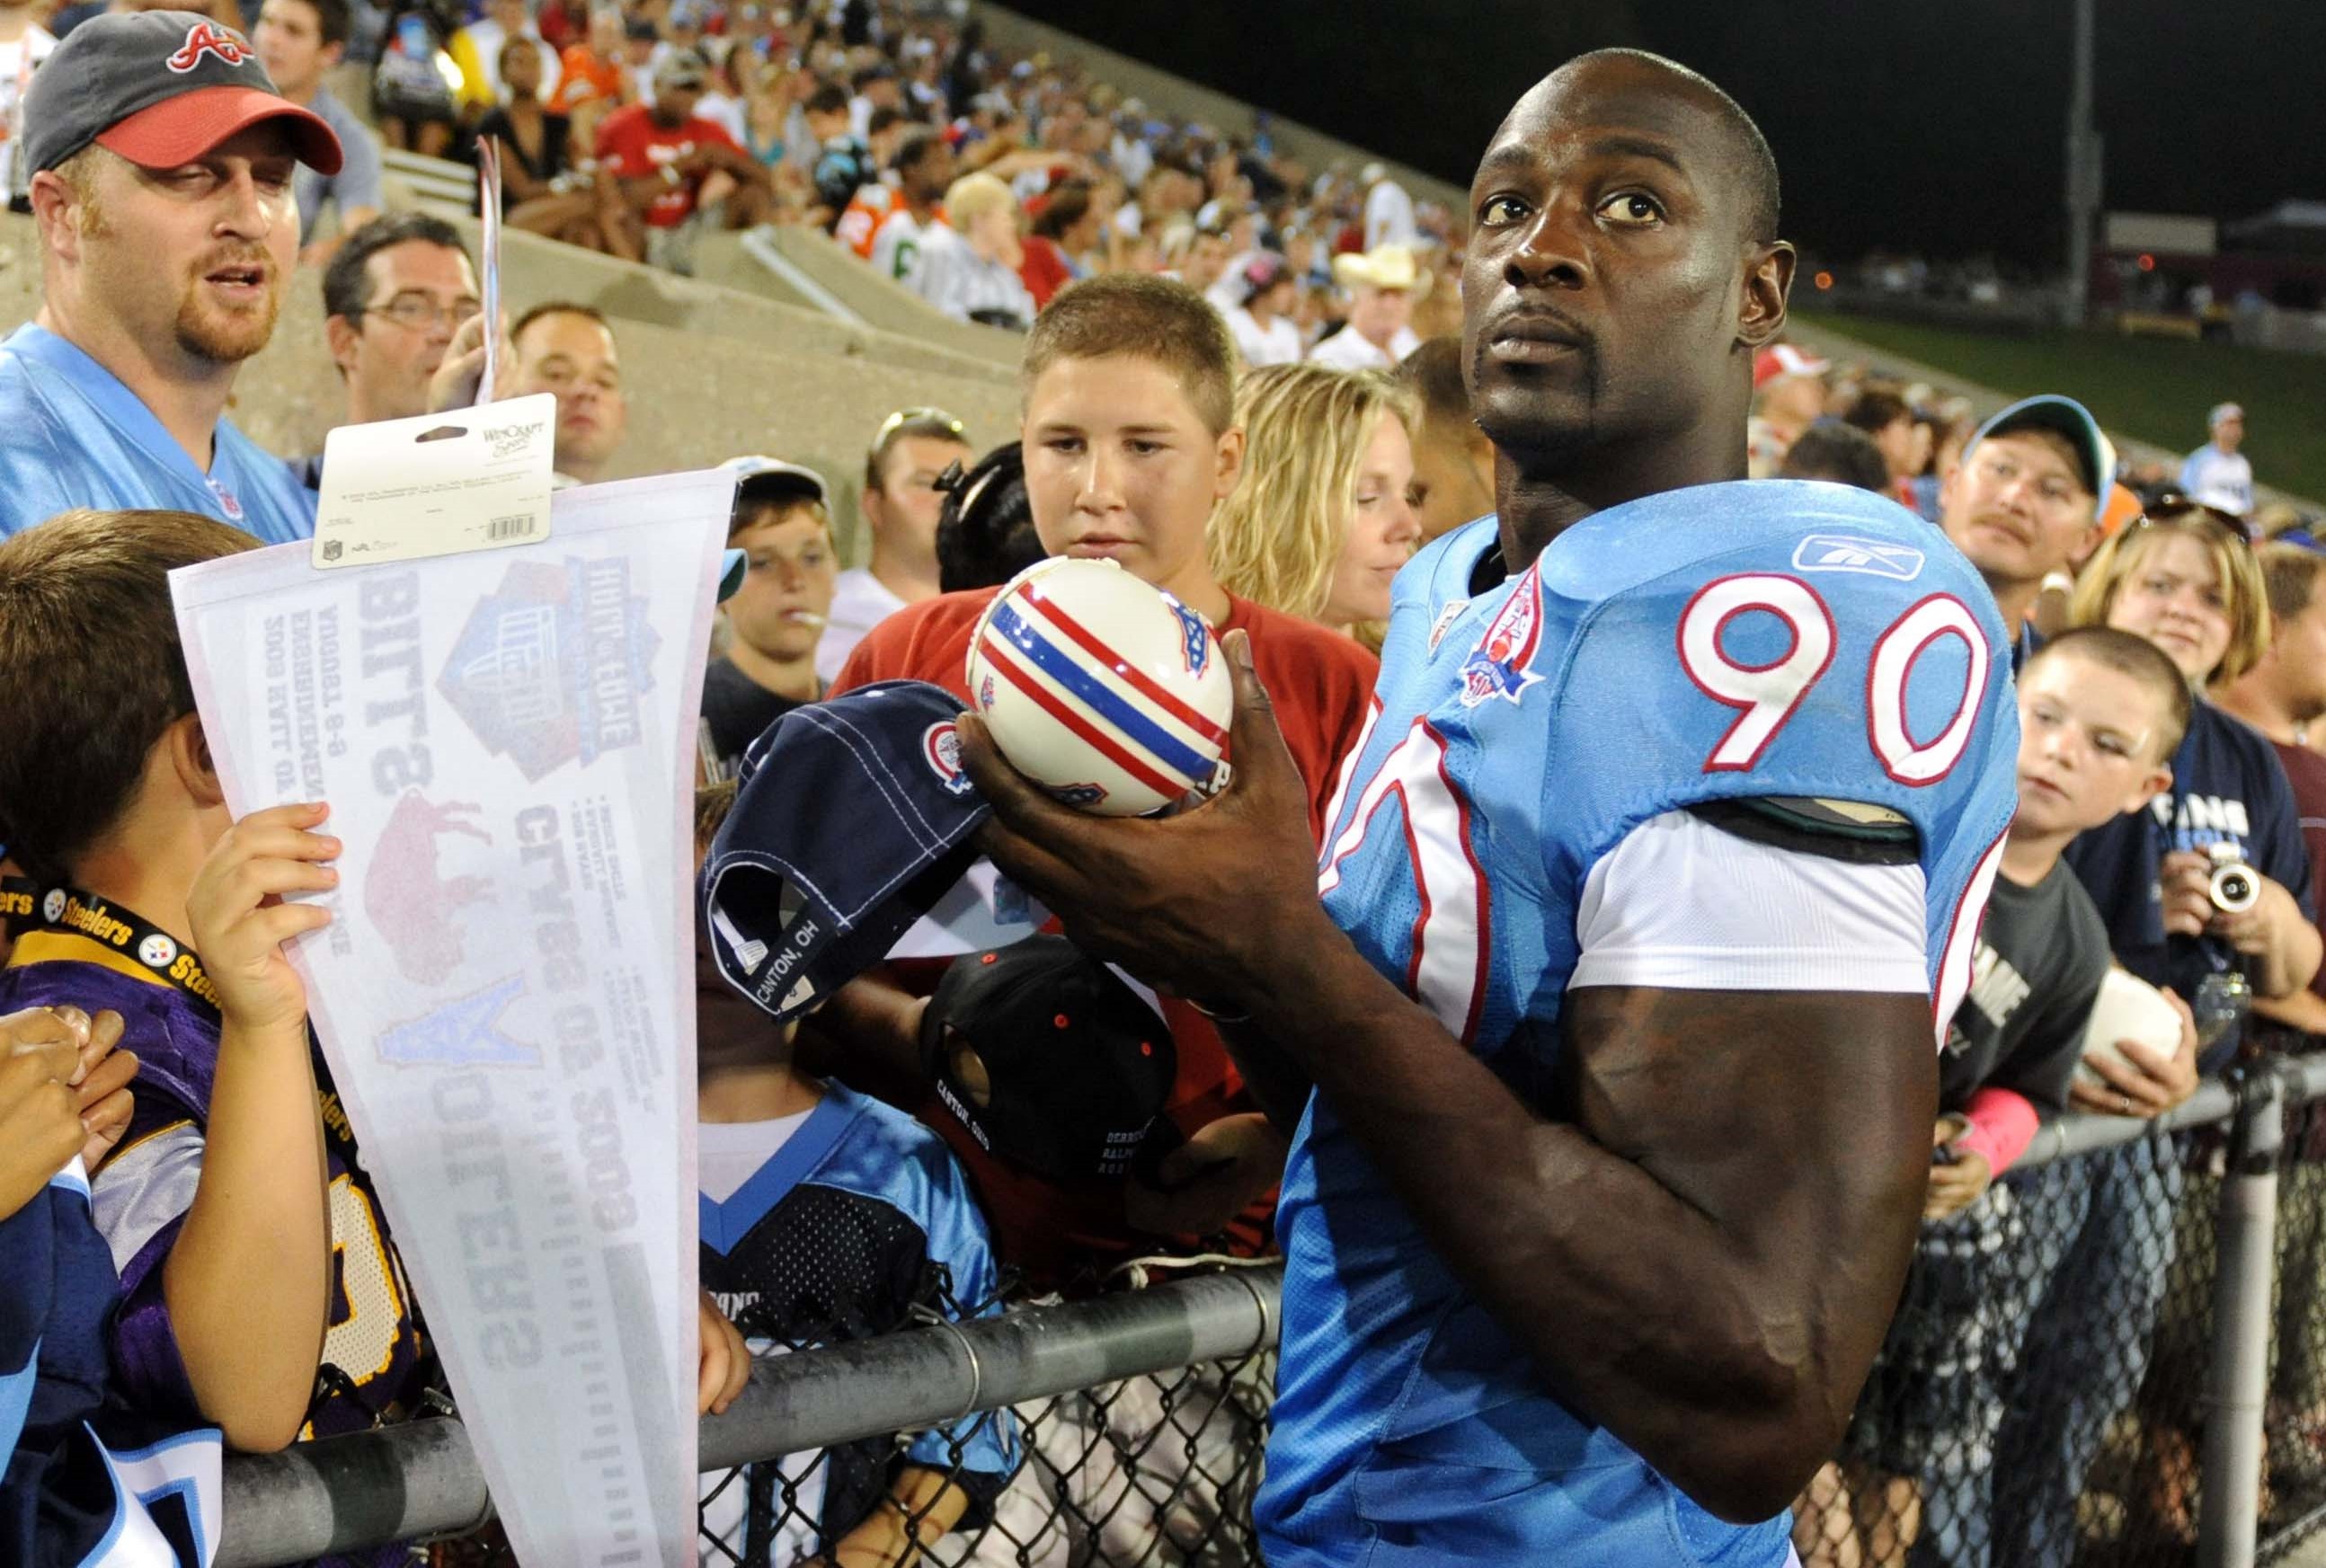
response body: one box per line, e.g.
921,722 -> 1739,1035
2197,1067 -> 2285,1568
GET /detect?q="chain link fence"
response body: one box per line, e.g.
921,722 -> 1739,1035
218,1059 -> 2326,1568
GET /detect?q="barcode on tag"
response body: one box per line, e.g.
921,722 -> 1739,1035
487,514 -> 536,541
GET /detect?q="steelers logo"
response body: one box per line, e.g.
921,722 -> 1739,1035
139,933 -> 178,970
41,889 -> 65,923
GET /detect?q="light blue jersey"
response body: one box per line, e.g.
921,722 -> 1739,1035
1257,481 -> 2020,1567
0,324 -> 315,543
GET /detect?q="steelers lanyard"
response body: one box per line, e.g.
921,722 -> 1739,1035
1,877 -> 224,1023
1,876 -> 417,1426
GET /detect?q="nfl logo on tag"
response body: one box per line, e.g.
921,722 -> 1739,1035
964,558 -> 1235,817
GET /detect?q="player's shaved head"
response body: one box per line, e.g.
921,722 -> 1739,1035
1462,48 -> 1794,560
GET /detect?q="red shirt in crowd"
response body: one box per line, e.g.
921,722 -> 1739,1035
1017,235 -> 1075,309
2272,738 -> 2326,1006
594,103 -> 744,226
833,586 -> 1380,1288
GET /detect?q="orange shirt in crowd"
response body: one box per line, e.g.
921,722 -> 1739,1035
552,43 -> 626,113
832,586 -> 1380,1288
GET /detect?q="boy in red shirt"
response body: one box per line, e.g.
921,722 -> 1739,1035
832,274 -> 1378,1288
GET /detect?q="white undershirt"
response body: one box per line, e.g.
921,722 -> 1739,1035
698,1107 -> 815,1202
1570,809 -> 1929,994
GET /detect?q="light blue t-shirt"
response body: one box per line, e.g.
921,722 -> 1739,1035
0,323 -> 316,543
1258,481 -> 2020,1567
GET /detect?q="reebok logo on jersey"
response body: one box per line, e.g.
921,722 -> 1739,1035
1791,535 -> 1925,581
1427,598 -> 1471,654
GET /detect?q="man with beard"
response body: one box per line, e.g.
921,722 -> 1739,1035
956,49 -> 2019,1564
0,12 -> 336,541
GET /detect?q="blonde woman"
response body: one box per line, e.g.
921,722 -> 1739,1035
1209,364 -> 1423,645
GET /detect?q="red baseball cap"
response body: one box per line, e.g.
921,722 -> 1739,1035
27,12 -> 342,177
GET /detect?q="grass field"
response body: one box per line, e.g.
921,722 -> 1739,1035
1793,308 -> 2326,505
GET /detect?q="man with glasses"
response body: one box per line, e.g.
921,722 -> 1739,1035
1938,394 -> 2116,665
0,9 -> 342,540
816,406 -> 972,682
300,212 -> 478,485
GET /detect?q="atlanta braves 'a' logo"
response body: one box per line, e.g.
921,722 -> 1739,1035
166,22 -> 253,72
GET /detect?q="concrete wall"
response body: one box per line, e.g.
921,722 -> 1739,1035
0,213 -> 1025,564
972,3 -> 1468,216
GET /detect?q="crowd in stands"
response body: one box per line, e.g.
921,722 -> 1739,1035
4,1 -> 2326,1565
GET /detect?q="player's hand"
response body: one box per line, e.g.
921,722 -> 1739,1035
2069,987 -> 2199,1119
61,1005 -> 138,1169
188,802 -> 339,1037
1125,1112 -> 1289,1238
697,1289 -> 750,1416
955,630 -> 1336,1007
1923,1114 -> 1993,1220
0,1006 -> 102,1219
426,311 -> 517,412
2159,852 -> 2218,940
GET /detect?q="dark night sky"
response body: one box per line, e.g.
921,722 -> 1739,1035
1002,0 -> 2322,270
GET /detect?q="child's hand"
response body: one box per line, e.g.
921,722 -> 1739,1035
698,1289 -> 750,1416
57,1005 -> 137,1167
0,1005 -> 102,1218
187,802 -> 340,1036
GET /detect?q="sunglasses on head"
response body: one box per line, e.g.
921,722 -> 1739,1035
2129,492 -> 2254,545
873,406 -> 968,449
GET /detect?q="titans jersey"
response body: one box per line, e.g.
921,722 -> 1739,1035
1257,482 -> 2020,1566
699,1084 -> 1019,1564
3,1159 -> 222,1566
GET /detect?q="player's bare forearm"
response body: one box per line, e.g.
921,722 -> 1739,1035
165,1016 -> 333,1450
1247,936 -> 1934,1523
1210,1014 -> 1315,1134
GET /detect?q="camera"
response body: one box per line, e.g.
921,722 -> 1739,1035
2206,841 -> 2260,916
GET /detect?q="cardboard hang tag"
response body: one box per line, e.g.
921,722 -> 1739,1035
311,394 -> 558,569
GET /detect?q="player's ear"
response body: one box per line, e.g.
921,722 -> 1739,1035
1737,240 -> 1793,351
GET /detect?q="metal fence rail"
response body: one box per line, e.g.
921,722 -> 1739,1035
216,1056 -> 2326,1568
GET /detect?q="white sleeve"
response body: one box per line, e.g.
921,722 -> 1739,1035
1568,808 -> 1929,993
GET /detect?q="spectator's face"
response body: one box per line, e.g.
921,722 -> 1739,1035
2014,652 -> 2173,837
2275,587 -> 2326,721
1350,283 -> 1411,345
334,240 -> 479,421
502,38 -> 543,97
1024,354 -> 1242,606
1185,233 -> 1228,288
2107,531 -> 2234,683
654,81 -> 703,124
1758,374 -> 1825,432
255,0 -> 336,97
968,204 -> 1020,264
867,433 -> 972,557
1321,413 -> 1422,629
726,505 -> 836,663
60,128 -> 300,368
2215,414 -> 2245,452
589,9 -> 622,54
904,144 -> 954,204
1939,431 -> 2097,591
510,313 -> 627,478
1408,414 -> 1496,543
1871,413 -> 1917,480
491,0 -> 526,33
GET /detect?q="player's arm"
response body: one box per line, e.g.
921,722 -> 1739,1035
958,633 -> 1927,1523
167,802 -> 340,1451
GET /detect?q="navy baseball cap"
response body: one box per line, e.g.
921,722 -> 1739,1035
702,681 -> 988,1023
25,11 -> 342,177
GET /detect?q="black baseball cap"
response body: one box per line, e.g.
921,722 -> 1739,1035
921,935 -> 1176,1184
702,680 -> 990,1023
25,11 -> 342,178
